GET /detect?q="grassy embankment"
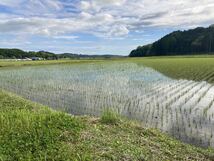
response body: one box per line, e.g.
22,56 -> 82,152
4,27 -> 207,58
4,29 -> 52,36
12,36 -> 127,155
1,90 -> 214,161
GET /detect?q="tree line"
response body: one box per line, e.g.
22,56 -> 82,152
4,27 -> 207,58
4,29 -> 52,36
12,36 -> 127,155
0,48 -> 123,60
130,25 -> 214,57
0,49 -> 58,60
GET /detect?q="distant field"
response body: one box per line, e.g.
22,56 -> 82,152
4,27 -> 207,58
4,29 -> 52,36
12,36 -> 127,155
1,57 -> 214,84
0,59 -> 107,68
133,57 -> 214,84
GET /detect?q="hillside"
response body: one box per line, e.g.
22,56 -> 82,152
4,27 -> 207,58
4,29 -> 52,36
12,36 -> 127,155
1,89 -> 214,160
0,48 -> 123,60
57,53 -> 123,59
0,49 -> 58,60
130,25 -> 214,57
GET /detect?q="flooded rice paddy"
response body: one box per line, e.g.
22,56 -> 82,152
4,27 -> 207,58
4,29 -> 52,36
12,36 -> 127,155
0,62 -> 214,147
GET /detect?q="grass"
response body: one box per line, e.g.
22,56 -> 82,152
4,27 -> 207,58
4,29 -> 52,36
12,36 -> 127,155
1,90 -> 214,161
0,90 -> 85,161
100,109 -> 121,125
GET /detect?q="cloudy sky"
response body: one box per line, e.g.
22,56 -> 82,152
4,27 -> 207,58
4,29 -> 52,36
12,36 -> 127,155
0,0 -> 213,55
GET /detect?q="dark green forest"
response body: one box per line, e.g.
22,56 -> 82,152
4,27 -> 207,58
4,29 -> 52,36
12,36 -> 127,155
0,49 -> 58,59
0,49 -> 122,60
130,25 -> 214,57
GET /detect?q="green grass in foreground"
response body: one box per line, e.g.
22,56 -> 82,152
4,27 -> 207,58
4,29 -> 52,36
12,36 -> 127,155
133,57 -> 214,84
0,90 -> 214,161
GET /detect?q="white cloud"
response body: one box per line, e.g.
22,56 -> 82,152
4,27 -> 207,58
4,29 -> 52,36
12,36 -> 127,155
80,1 -> 91,10
80,0 -> 126,12
53,35 -> 79,40
0,0 -> 214,39
108,25 -> 129,37
0,0 -> 23,7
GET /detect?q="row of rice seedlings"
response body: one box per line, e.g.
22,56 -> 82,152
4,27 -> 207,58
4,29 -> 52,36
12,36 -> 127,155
170,83 -> 213,146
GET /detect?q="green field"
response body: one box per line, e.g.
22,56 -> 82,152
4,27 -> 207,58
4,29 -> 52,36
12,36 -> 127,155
1,90 -> 214,161
0,59 -> 107,68
133,57 -> 214,84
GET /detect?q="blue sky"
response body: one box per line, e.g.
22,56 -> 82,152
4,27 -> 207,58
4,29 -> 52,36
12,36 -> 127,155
0,0 -> 213,55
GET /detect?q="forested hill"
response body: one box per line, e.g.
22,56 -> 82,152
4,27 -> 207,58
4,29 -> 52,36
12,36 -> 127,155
0,48 -> 123,59
0,49 -> 58,59
129,25 -> 214,57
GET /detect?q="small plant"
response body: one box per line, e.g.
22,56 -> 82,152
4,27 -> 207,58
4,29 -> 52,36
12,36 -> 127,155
100,109 -> 121,125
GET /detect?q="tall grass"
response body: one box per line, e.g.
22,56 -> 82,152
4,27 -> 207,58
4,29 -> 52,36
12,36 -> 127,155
101,109 -> 121,125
